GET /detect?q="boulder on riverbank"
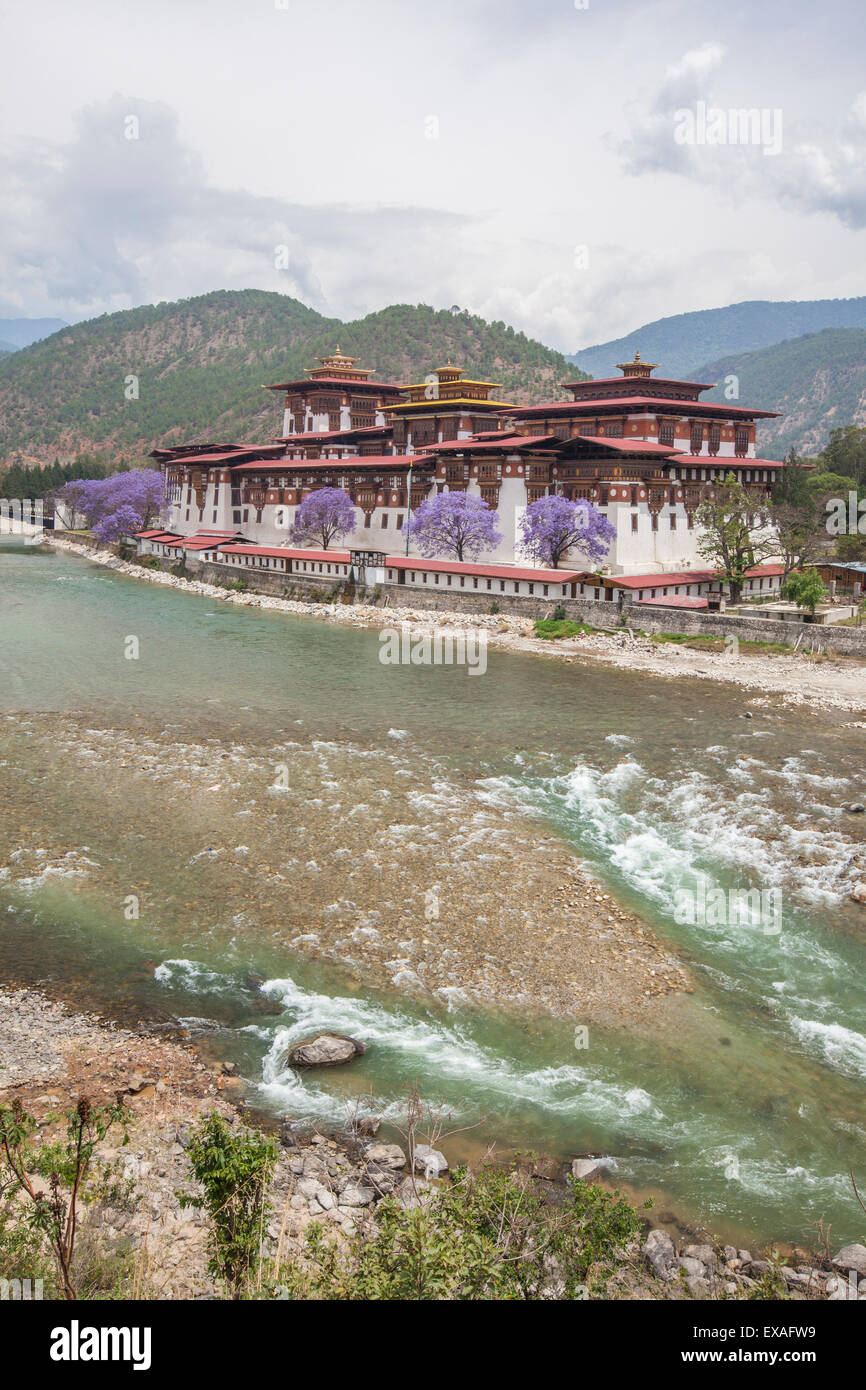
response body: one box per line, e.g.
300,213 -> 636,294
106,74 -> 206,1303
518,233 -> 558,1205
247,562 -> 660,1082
285,1033 -> 365,1067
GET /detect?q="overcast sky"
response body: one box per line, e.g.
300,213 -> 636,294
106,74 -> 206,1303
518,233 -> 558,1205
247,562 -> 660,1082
2,0 -> 865,352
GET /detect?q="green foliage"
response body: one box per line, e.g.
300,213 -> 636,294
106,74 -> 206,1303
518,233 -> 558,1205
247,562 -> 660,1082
695,474 -> 777,601
747,1250 -> 790,1300
835,532 -> 866,562
179,1113 -> 277,1299
552,603 -> 567,620
0,453 -> 117,500
280,1166 -> 644,1301
0,290 -> 579,466
0,1094 -> 129,1300
821,424 -> 866,486
535,618 -> 594,639
807,470 -> 862,495
0,1197 -> 56,1293
781,567 -> 826,614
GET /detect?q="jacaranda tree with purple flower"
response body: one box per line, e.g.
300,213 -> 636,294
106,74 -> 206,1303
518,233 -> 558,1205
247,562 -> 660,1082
290,487 -> 357,550
519,494 -> 615,569
403,491 -> 502,562
56,470 -> 165,544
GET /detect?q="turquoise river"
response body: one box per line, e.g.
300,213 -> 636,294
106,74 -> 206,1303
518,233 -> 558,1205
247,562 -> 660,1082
1,543 -> 865,1248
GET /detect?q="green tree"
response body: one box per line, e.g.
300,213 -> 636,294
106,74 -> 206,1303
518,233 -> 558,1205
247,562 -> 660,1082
0,1094 -> 128,1300
781,568 -> 826,615
771,449 -> 824,578
821,424 -> 866,486
695,473 -> 779,603
180,1113 -> 277,1299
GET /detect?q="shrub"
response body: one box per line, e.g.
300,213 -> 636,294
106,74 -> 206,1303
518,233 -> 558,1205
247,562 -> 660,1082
0,1094 -> 129,1300
279,1164 -> 645,1301
179,1113 -> 277,1299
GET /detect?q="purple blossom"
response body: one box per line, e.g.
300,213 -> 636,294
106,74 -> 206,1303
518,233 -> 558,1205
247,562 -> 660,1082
56,470 -> 165,542
519,494 -> 615,569
290,487 -> 357,549
402,490 -> 502,562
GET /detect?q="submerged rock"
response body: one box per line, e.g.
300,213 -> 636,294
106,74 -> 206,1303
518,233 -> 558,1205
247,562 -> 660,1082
285,1033 -> 365,1067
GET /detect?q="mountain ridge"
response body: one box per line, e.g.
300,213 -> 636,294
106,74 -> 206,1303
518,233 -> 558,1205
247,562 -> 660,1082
0,290 -> 580,466
569,297 -> 866,381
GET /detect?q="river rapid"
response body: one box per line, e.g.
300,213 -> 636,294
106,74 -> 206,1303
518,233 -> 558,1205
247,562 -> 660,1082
1,543 -> 865,1248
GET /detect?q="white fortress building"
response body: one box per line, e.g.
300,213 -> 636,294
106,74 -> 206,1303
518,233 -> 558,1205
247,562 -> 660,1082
148,347 -> 784,595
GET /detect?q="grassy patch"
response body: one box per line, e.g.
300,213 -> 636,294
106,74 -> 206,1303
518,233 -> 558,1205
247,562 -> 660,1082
650,632 -> 793,655
534,618 -> 596,640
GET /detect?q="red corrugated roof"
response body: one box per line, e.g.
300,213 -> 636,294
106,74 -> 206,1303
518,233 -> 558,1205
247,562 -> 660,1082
563,376 -> 715,392
507,397 -> 779,419
608,564 -> 784,590
278,426 -> 391,443
669,455 -> 786,469
385,556 -> 581,583
263,377 -> 404,393
217,545 -> 351,563
423,435 -> 558,453
570,435 -> 681,455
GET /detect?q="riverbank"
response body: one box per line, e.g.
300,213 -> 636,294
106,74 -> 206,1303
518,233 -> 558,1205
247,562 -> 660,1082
49,538 -> 866,714
2,986 -> 861,1300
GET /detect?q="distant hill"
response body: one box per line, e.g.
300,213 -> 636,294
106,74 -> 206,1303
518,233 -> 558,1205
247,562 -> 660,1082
693,328 -> 866,458
568,297 -> 866,381
0,290 -> 580,466
0,317 -> 68,351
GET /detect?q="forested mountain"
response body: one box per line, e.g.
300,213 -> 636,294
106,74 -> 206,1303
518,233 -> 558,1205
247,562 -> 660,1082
0,291 -> 579,467
568,297 -> 866,381
693,328 -> 866,458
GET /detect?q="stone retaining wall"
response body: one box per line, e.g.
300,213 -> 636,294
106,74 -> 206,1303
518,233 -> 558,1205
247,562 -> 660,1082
132,552 -> 866,654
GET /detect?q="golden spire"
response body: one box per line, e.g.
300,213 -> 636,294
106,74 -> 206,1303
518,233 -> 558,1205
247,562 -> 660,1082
616,350 -> 659,378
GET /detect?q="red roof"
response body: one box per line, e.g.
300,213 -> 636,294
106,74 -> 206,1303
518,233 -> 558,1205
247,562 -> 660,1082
563,376 -> 715,393
160,529 -> 247,551
263,377 -> 404,393
217,545 -> 351,563
668,455 -> 785,469
570,435 -> 681,456
635,595 -> 709,609
507,397 -> 779,419
278,426 -> 392,444
134,528 -> 179,539
422,435 -> 558,453
608,564 -> 784,590
385,556 -> 581,583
